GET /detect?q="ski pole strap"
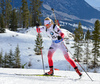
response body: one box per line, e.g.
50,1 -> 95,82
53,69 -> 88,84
52,38 -> 63,43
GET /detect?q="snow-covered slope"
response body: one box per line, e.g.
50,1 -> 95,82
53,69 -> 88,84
0,68 -> 100,84
0,27 -> 100,84
0,27 -> 74,70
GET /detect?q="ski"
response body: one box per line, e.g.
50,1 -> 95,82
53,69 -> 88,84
15,74 -> 61,77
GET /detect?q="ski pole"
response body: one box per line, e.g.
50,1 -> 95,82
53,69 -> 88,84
75,58 -> 93,81
68,49 -> 93,81
40,48 -> 45,74
51,8 -> 58,25
36,23 -> 45,74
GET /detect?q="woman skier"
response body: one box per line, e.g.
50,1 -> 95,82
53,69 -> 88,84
36,17 -> 82,77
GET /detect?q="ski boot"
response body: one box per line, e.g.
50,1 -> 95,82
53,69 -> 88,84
74,67 -> 82,77
44,66 -> 54,76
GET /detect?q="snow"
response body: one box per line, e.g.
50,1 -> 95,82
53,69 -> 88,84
0,68 -> 100,84
0,27 -> 100,84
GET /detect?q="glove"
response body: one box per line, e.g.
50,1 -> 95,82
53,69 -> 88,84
58,36 -> 62,40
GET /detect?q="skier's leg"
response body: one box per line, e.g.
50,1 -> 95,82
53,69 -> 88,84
45,43 -> 57,75
59,42 -> 82,76
64,52 -> 77,68
64,53 -> 82,76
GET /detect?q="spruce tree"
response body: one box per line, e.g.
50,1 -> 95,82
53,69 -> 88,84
0,0 -> 5,30
73,22 -> 84,61
8,49 -> 15,68
29,12 -> 32,27
10,9 -> 18,31
29,0 -> 43,26
17,8 -> 23,28
84,29 -> 91,69
73,42 -> 83,62
0,0 -> 1,10
1,0 -> 5,16
0,49 -> 3,67
3,52 -> 9,68
92,20 -> 100,68
0,14 -> 5,33
5,0 -> 12,28
14,44 -> 21,68
34,33 -> 43,55
74,22 -> 84,42
85,29 -> 91,41
21,0 -> 29,28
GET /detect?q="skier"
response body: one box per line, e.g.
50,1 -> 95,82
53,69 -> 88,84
36,17 -> 82,77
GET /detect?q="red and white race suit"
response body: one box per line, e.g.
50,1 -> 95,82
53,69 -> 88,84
36,25 -> 77,68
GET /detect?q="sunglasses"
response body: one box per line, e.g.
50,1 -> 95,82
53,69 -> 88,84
45,24 -> 50,26
44,21 -> 51,26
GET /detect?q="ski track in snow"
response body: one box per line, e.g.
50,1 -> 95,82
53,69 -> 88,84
0,68 -> 100,84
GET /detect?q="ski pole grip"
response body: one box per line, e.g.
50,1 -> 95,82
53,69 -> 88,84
36,22 -> 40,28
51,8 -> 54,11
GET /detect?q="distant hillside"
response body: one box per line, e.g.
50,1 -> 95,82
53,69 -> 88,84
12,0 -> 100,31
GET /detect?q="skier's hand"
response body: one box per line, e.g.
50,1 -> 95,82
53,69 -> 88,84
58,36 -> 62,40
36,22 -> 40,28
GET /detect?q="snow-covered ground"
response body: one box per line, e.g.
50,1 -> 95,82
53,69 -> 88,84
0,68 -> 100,84
0,27 -> 100,84
0,27 -> 75,71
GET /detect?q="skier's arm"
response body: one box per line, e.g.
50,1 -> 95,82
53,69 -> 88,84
58,31 -> 65,40
60,31 -> 64,38
36,23 -> 46,33
36,27 -> 41,33
36,26 -> 46,33
55,25 -> 65,40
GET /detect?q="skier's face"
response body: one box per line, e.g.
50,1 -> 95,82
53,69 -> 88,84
44,20 -> 52,28
45,23 -> 52,28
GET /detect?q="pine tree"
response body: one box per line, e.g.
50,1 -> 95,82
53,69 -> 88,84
0,0 -> 5,30
1,0 -> 5,16
21,0 -> 29,28
0,1 -> 1,10
85,29 -> 91,41
73,22 -> 84,62
34,33 -> 43,55
92,20 -> 100,68
0,14 -> 5,33
29,0 -> 43,26
17,8 -> 23,28
74,22 -> 84,42
3,52 -> 9,68
0,14 -> 5,28
10,9 -> 18,31
8,49 -> 15,68
5,0 -> 12,28
73,42 -> 83,62
29,12 -> 32,27
84,29 -> 91,68
14,44 -> 21,68
0,49 -> 3,67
